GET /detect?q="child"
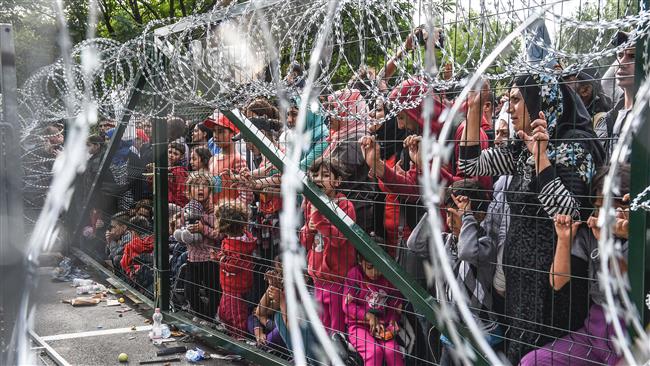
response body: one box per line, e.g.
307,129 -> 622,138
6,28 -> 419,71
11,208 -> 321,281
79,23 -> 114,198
120,215 -> 155,292
248,258 -> 286,350
299,157 -> 357,333
520,164 -> 630,366
168,142 -> 189,207
440,179 -> 501,366
343,254 -> 404,366
177,172 -> 220,321
215,203 -> 257,337
105,212 -> 132,275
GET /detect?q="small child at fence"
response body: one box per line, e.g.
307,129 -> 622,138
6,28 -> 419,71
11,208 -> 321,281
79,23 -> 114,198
520,164 -> 630,366
176,172 -> 220,321
300,157 -> 357,333
105,211 -> 132,276
440,179 -> 502,365
215,203 -> 257,337
168,142 -> 189,207
120,215 -> 154,280
343,254 -> 404,366
248,257 -> 286,350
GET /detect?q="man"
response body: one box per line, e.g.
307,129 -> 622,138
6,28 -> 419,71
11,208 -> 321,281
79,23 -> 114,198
596,31 -> 636,159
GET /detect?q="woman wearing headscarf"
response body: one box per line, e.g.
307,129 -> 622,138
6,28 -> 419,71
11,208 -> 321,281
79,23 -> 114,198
459,73 -> 605,363
279,95 -> 329,171
322,89 -> 377,234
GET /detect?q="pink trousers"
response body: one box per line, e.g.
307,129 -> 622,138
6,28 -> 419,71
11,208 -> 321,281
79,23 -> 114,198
348,325 -> 405,366
314,280 -> 345,333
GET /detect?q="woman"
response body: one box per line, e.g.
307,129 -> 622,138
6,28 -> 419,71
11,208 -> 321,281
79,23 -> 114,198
458,73 -> 604,363
279,95 -> 329,171
190,122 -> 212,148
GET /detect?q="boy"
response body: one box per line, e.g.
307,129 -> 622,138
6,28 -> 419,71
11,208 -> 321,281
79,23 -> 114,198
120,215 -> 154,292
440,179 -> 501,365
167,142 -> 189,207
299,157 -> 356,333
105,212 -> 132,275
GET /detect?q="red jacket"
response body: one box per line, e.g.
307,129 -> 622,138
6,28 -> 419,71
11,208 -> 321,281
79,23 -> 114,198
379,118 -> 492,196
218,231 -> 257,294
300,194 -> 357,284
120,234 -> 154,276
168,165 -> 189,207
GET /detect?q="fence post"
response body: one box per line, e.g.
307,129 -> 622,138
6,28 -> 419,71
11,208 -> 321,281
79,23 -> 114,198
629,12 -> 650,328
152,112 -> 171,311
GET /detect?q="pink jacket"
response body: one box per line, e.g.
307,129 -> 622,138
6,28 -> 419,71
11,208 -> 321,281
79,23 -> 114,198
343,265 -> 403,326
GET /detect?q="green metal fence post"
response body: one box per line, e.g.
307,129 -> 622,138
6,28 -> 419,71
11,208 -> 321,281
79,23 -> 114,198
222,109 -> 490,365
629,9 -> 650,327
153,108 -> 171,312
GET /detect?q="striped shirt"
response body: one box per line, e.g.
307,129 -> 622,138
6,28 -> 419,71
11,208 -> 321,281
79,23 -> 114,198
458,145 -> 580,219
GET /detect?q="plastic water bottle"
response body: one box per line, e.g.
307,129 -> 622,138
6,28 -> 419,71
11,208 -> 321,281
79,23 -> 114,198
76,284 -> 105,294
150,308 -> 163,339
72,278 -> 94,287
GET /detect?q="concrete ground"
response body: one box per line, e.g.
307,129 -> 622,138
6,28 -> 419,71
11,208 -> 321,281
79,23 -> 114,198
30,263 -> 245,366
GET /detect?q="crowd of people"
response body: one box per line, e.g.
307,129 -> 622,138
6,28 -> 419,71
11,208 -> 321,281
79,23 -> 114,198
48,26 -> 639,366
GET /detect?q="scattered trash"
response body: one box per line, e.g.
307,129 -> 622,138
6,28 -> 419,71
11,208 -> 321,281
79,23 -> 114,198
116,307 -> 133,313
138,357 -> 181,365
170,331 -> 184,338
63,297 -> 101,307
108,288 -> 124,295
156,346 -> 187,357
76,284 -> 106,295
128,336 -> 136,340
52,257 -> 90,282
106,299 -> 121,306
161,324 -> 171,339
97,325 -> 103,329
185,348 -> 205,363
118,297 -> 125,303
150,308 -> 163,340
131,326 -> 137,331
72,278 -> 94,287
209,353 -> 243,361
118,314 -> 123,318
144,319 -> 152,324
118,352 -> 128,363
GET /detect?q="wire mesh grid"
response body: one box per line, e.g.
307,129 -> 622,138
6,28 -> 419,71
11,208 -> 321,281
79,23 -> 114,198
15,0 -> 649,365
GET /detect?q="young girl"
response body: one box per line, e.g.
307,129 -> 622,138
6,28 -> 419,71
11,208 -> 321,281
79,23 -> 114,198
520,164 -> 630,366
177,172 -> 219,321
168,142 -> 189,207
189,146 -> 212,173
299,157 -> 356,333
247,258 -> 286,350
215,203 -> 257,337
343,254 -> 404,366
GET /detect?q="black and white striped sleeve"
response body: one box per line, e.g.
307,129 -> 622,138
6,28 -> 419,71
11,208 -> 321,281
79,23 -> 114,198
536,167 -> 579,218
458,145 -> 516,177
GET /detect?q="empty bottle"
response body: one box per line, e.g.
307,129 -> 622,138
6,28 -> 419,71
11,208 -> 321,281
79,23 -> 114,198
72,278 -> 94,287
150,308 -> 163,339
76,284 -> 105,294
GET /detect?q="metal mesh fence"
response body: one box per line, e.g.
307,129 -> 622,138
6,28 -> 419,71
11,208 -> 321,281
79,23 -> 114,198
15,0 -> 650,365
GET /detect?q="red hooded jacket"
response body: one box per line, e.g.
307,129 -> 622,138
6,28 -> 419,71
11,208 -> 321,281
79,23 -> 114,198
120,234 -> 154,277
217,231 -> 257,294
299,193 -> 357,284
